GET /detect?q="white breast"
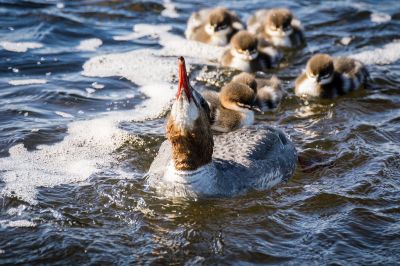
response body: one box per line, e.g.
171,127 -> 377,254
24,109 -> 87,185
296,77 -> 319,97
161,161 -> 218,197
271,35 -> 292,48
208,28 -> 232,46
230,56 -> 251,72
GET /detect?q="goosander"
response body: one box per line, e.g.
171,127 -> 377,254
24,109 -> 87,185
221,30 -> 281,72
202,81 -> 258,133
247,8 -> 305,49
232,72 -> 286,111
146,57 -> 297,198
295,53 -> 369,98
185,7 -> 244,46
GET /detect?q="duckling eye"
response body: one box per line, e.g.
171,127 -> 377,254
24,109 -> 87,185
216,24 -> 228,30
283,25 -> 291,31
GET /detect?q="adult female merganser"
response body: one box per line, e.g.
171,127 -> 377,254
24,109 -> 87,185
232,72 -> 286,111
202,81 -> 259,133
185,7 -> 244,46
221,31 -> 281,72
295,53 -> 369,98
247,8 -> 305,49
146,57 -> 297,198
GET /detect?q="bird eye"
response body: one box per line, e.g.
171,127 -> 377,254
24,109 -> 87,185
217,24 -> 228,30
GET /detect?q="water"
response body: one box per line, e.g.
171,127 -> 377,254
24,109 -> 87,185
0,0 -> 399,264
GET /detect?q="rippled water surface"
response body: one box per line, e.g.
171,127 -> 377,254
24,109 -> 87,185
1,0 -> 400,264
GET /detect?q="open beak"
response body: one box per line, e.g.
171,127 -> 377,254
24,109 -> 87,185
177,56 -> 192,102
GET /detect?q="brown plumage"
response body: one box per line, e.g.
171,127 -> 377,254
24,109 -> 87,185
166,57 -> 214,171
306,53 -> 334,77
202,82 -> 257,132
232,72 -> 257,91
233,73 -> 285,111
266,8 -> 293,29
230,30 -> 258,51
167,114 -> 213,171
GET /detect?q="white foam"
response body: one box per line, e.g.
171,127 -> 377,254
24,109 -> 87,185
113,24 -> 173,41
1,24 -> 222,205
350,40 -> 400,65
91,82 -> 104,89
0,219 -> 35,228
370,12 -> 391,24
55,111 -> 74,118
112,24 -> 225,62
8,79 -> 47,86
0,41 -> 43,53
161,0 -> 179,18
76,38 -> 102,51
340,36 -> 353,46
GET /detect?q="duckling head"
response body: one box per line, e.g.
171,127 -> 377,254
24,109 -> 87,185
264,8 -> 294,38
205,7 -> 233,36
230,31 -> 259,61
232,72 -> 257,92
220,82 -> 258,112
306,53 -> 334,85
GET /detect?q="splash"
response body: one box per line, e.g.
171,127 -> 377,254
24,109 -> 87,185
76,38 -> 103,51
350,40 -> 400,65
0,41 -> 43,53
8,79 -> 47,86
161,0 -> 179,18
370,12 -> 391,24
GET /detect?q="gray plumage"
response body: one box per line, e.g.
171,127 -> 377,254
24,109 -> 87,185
146,125 -> 297,197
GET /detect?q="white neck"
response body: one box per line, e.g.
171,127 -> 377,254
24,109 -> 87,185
162,161 -> 218,197
230,50 -> 252,72
266,29 -> 293,47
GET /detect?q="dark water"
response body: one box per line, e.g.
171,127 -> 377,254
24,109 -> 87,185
1,0 -> 400,265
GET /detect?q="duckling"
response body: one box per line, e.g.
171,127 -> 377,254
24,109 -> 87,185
202,82 -> 258,132
295,53 -> 369,98
221,30 -> 280,72
185,7 -> 244,46
232,72 -> 285,111
248,8 -> 305,49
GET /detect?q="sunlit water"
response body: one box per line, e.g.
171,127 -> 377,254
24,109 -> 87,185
0,0 -> 399,264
